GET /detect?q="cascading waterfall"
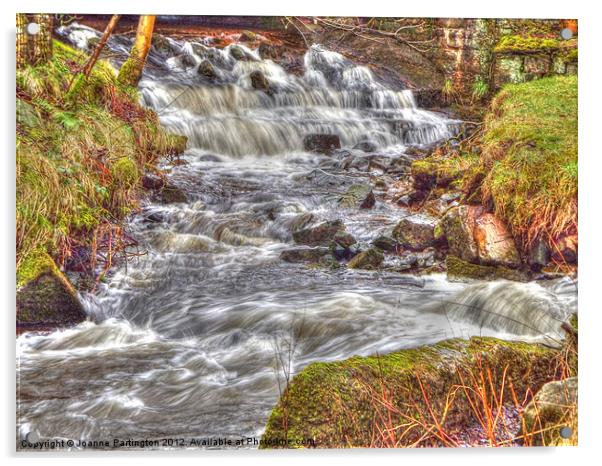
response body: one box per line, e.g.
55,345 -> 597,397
17,23 -> 576,448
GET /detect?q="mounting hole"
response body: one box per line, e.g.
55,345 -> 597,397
559,426 -> 573,439
561,28 -> 573,40
25,431 -> 39,443
26,23 -> 40,35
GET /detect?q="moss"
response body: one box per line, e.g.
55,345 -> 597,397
262,337 -> 560,448
17,249 -> 59,289
494,35 -> 560,54
412,152 -> 481,190
111,157 -> 139,188
446,255 -> 527,282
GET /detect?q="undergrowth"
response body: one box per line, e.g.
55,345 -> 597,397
16,40 -> 187,286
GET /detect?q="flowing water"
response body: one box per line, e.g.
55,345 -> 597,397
17,24 -> 577,448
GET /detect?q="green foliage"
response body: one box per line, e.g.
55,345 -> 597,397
494,35 -> 560,54
481,76 -> 577,245
16,39 -> 187,281
471,76 -> 489,101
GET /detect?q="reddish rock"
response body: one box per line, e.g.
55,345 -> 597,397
473,213 -> 521,267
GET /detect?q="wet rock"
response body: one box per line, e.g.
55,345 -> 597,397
229,45 -> 255,61
199,154 -> 223,162
142,173 -> 165,191
408,189 -> 429,205
159,184 -> 188,204
522,377 -> 578,446
17,252 -> 87,327
174,54 -> 197,70
347,248 -> 384,270
332,230 -> 357,248
152,34 -> 174,55
250,70 -> 272,94
551,234 -> 578,264
280,247 -> 331,263
392,214 -> 437,251
441,205 -> 483,263
529,238 -> 551,271
258,43 -> 282,60
473,213 -> 521,267
353,140 -> 378,153
303,134 -> 341,155
446,255 -> 528,282
286,212 -> 315,233
337,184 -> 375,209
198,60 -> 218,80
423,198 -> 449,217
372,235 -> 398,252
292,220 -> 345,246
416,248 -> 436,268
143,212 -> 165,224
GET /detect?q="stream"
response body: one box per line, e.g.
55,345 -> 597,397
17,24 -> 577,449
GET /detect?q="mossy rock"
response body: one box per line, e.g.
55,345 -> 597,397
262,337 -> 560,448
446,255 -> 528,282
392,215 -> 437,250
521,377 -> 577,446
337,184 -> 375,209
347,247 -> 384,270
293,220 -> 345,246
17,251 -> 86,327
159,184 -> 188,204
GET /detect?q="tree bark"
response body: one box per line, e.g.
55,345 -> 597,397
117,15 -> 156,87
82,15 -> 121,78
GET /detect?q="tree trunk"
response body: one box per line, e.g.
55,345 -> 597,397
117,15 -> 156,87
82,15 -> 121,77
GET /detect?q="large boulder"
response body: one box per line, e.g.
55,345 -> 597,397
304,134 -> 341,155
347,248 -> 384,270
292,220 -> 346,246
473,213 -> 521,267
392,214 -> 437,250
522,377 -> 578,446
371,235 -> 399,252
337,184 -> 375,209
262,337 -> 560,448
17,252 -> 87,328
440,205 -> 483,262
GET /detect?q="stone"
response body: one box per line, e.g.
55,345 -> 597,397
551,234 -> 578,264
292,220 -> 345,246
159,184 -> 188,204
280,247 -> 331,263
522,377 -> 577,446
229,45 -> 248,61
332,230 -> 357,248
440,205 -> 483,263
473,213 -> 521,267
371,235 -> 398,252
392,214 -> 437,251
529,238 -> 551,271
250,70 -> 272,94
337,184 -> 375,209
239,30 -> 258,42
347,248 -> 384,270
174,54 -> 196,70
198,60 -> 218,80
303,134 -> 341,155
353,140 -> 378,153
141,173 -> 164,190
446,255 -> 528,282
17,252 -> 87,328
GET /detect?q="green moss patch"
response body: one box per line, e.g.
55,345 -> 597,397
494,35 -> 560,54
262,337 -> 560,448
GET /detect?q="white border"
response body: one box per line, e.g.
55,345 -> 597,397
2,1 -> 600,465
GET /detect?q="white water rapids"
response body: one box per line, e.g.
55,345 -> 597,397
17,23 -> 577,449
